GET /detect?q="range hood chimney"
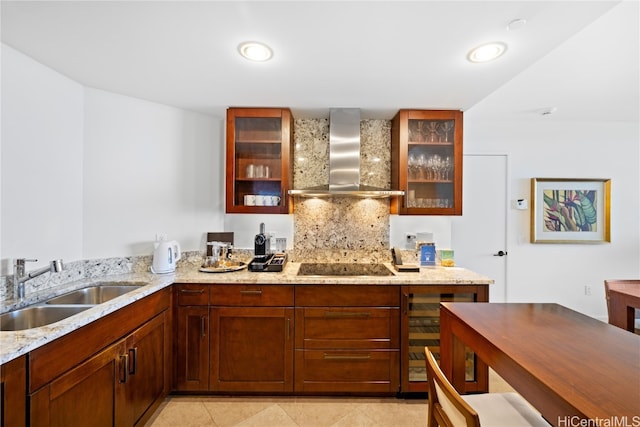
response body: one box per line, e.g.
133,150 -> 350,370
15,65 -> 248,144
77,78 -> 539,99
288,108 -> 404,198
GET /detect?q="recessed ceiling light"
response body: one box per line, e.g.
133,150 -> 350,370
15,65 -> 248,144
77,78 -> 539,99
467,42 -> 507,63
238,41 -> 273,62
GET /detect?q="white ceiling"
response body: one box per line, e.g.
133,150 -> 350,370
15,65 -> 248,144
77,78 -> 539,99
1,1 -> 638,121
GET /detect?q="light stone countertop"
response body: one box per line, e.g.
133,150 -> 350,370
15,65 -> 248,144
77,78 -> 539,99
0,262 -> 492,365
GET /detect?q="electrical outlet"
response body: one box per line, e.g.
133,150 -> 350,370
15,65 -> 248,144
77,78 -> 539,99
405,233 -> 417,249
155,233 -> 167,241
584,285 -> 592,296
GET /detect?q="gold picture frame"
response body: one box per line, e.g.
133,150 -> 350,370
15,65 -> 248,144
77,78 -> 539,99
531,178 -> 611,243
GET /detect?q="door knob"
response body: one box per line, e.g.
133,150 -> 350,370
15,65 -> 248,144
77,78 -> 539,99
493,250 -> 507,256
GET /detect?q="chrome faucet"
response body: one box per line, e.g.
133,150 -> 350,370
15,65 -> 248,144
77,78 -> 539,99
14,258 -> 64,300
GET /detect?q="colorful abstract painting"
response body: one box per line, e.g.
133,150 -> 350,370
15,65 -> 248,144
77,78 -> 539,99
543,189 -> 597,232
531,178 -> 610,243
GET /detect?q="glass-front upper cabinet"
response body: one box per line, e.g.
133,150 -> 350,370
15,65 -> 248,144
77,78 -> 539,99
391,110 -> 463,215
225,108 -> 293,214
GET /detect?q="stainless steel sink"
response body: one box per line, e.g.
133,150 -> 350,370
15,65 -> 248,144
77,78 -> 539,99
92,281 -> 148,287
0,281 -> 146,331
0,305 -> 91,331
45,285 -> 143,305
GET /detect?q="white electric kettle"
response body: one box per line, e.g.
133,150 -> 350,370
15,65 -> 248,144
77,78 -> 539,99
151,239 -> 181,274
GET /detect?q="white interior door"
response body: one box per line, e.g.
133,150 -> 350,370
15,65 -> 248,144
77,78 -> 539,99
452,154 -> 508,302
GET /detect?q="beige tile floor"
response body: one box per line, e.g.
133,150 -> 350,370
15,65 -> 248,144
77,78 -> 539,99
145,371 -> 515,427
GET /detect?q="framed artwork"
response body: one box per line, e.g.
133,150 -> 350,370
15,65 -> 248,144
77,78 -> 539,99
531,178 -> 611,243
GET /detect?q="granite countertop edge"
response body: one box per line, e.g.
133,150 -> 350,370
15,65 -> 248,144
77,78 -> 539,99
0,262 -> 493,365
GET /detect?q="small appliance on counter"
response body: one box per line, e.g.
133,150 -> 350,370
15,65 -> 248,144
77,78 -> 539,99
248,252 -> 287,272
249,222 -> 287,272
151,238 -> 181,274
254,222 -> 271,257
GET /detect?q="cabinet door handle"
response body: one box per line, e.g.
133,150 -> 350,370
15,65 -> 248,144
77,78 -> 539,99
323,311 -> 370,318
201,316 -> 206,338
403,293 -> 409,315
128,347 -> 138,375
180,289 -> 205,294
120,354 -> 129,383
323,353 -> 371,360
239,290 -> 262,295
286,318 -> 291,341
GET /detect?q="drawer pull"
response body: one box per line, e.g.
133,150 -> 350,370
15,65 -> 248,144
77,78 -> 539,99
323,311 -> 370,318
240,290 -> 263,295
180,289 -> 205,294
120,354 -> 129,383
323,353 -> 371,360
128,347 -> 138,375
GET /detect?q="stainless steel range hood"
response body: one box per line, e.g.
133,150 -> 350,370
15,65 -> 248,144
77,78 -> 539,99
288,108 -> 404,198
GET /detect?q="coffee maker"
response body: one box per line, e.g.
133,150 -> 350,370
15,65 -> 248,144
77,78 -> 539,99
249,222 -> 287,272
254,222 -> 271,257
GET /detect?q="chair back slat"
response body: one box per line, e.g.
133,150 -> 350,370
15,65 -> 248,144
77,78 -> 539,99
604,279 -> 640,324
425,346 -> 481,427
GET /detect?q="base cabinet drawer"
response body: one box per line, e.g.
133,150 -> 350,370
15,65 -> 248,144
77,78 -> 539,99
294,350 -> 399,393
296,307 -> 399,349
210,285 -> 293,306
294,304 -> 400,394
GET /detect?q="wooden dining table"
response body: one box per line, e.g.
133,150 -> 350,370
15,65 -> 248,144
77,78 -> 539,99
607,281 -> 640,332
439,303 -> 640,427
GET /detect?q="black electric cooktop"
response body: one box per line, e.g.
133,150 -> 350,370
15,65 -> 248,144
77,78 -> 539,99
297,263 -> 394,277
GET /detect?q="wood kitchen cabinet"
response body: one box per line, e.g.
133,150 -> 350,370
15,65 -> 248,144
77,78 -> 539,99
28,288 -> 171,427
1,355 -> 27,427
209,285 -> 294,392
174,284 -> 210,391
400,284 -> 488,394
125,313 -> 167,424
30,339 -> 128,427
226,107 -> 294,214
391,110 -> 463,215
295,286 -> 400,394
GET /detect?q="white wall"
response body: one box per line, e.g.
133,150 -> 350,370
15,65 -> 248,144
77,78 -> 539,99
462,1 -> 640,319
1,44 -> 224,267
83,88 -> 223,258
464,119 -> 639,318
1,45 -> 84,274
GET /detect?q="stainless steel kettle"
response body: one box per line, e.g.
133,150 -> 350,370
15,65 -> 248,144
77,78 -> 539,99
151,239 -> 181,274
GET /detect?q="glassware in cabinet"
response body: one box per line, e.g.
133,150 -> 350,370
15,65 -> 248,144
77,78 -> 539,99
226,108 -> 293,213
391,110 -> 463,215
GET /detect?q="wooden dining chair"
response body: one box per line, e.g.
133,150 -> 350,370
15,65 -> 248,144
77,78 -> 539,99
424,347 -> 550,427
604,279 -> 640,333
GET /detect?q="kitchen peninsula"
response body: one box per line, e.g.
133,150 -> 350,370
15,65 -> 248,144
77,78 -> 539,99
0,261 -> 491,426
